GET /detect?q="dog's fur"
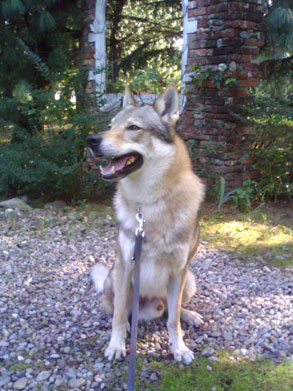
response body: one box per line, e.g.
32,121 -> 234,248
88,86 -> 204,364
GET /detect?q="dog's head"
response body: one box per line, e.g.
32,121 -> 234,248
87,85 -> 179,181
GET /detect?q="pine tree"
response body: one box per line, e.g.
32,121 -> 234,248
0,0 -> 85,137
261,0 -> 293,75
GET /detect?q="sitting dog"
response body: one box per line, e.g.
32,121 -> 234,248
87,85 -> 204,364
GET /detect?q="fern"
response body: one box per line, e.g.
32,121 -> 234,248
39,11 -> 56,32
17,38 -> 51,81
265,0 -> 293,53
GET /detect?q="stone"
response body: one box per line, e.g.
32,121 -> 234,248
69,378 -> 86,388
150,373 -> 158,381
229,61 -> 237,72
0,198 -> 32,211
36,371 -> 51,382
218,63 -> 227,72
223,330 -> 233,341
202,347 -> 215,357
14,378 -> 27,389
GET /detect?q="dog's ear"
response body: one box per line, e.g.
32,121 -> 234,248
123,86 -> 138,108
154,85 -> 179,126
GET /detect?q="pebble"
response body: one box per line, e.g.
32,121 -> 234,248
13,378 -> 27,389
36,371 -> 51,382
0,205 -> 292,391
68,378 -> 85,388
202,347 -> 215,357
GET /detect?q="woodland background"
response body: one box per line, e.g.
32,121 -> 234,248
0,0 -> 292,206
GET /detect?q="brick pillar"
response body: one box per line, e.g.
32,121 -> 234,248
181,0 -> 264,189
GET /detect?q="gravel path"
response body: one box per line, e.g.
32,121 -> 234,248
0,205 -> 292,390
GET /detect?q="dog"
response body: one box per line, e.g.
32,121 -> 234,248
87,85 -> 205,364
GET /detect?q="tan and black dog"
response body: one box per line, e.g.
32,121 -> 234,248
87,86 -> 204,364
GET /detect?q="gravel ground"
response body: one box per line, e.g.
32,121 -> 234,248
0,204 -> 292,390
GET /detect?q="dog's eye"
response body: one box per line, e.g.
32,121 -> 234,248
127,125 -> 140,131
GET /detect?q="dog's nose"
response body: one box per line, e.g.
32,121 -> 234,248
87,134 -> 102,148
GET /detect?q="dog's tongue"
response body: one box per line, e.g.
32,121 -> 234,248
100,155 -> 129,176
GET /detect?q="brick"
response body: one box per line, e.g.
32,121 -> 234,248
189,7 -> 207,17
199,88 -> 219,97
231,54 -> 251,63
240,46 -> 260,55
213,46 -> 238,56
244,38 -> 265,47
194,48 -> 208,56
221,29 -> 238,38
240,79 -> 258,87
197,18 -> 209,28
205,113 -> 232,120
194,32 -> 210,40
187,56 -> 207,65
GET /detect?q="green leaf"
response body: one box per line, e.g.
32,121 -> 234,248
218,176 -> 226,209
39,11 -> 56,32
2,0 -> 25,17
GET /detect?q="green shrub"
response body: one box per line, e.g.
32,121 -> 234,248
0,77 -> 109,200
246,77 -> 293,201
1,128 -> 82,199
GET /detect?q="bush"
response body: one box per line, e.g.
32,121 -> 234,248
246,77 -> 293,201
0,79 -> 110,200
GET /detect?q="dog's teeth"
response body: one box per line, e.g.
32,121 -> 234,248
99,165 -> 103,172
111,166 -> 115,174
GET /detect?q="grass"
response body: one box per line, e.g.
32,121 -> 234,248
200,202 -> 293,268
142,354 -> 293,391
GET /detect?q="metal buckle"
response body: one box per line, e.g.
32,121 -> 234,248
135,211 -> 145,237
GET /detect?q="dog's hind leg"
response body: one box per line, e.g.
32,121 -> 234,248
91,263 -> 115,313
91,263 -> 110,295
181,270 -> 203,327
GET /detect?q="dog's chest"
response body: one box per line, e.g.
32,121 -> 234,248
117,203 -> 186,298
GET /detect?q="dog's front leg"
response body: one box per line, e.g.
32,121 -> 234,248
105,259 -> 132,360
167,269 -> 194,364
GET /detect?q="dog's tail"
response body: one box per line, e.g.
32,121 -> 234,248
91,263 -> 110,295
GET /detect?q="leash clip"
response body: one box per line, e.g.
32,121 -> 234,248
135,211 -> 145,237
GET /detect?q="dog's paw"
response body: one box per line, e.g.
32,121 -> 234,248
171,343 -> 194,365
105,338 -> 126,361
181,309 -> 203,328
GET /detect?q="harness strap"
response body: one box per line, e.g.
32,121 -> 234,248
127,212 -> 145,391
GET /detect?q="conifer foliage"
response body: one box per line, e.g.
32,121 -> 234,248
0,0 -> 85,136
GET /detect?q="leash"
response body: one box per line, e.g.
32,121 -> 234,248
127,210 -> 145,391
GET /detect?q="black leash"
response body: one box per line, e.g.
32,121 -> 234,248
127,211 -> 145,391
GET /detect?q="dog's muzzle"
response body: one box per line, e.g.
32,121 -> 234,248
87,134 -> 103,156
86,134 -> 143,182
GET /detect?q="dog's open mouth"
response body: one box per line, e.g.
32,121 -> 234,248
99,152 -> 143,181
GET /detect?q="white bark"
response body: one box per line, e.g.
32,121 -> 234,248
181,0 -> 197,88
89,0 -> 107,92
